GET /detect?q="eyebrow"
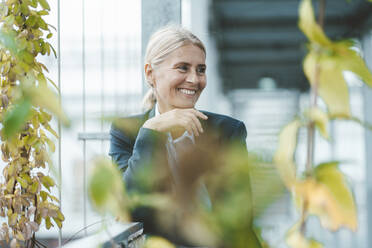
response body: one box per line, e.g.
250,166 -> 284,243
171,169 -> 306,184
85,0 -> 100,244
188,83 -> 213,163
173,62 -> 206,68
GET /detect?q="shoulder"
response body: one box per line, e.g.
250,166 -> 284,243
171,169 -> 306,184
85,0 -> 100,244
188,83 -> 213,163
110,111 -> 150,141
200,110 -> 245,130
200,110 -> 246,140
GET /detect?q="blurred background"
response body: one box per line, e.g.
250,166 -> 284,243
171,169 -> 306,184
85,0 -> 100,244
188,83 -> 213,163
8,0 -> 371,247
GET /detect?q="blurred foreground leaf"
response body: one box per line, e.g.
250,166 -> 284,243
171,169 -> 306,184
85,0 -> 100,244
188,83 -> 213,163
88,157 -> 129,222
300,0 -> 372,118
304,50 -> 351,118
27,83 -> 69,126
294,162 -> 357,231
144,236 -> 175,248
273,120 -> 301,187
286,223 -> 323,248
202,145 -> 263,248
306,107 -> 329,139
298,0 -> 330,46
3,99 -> 31,139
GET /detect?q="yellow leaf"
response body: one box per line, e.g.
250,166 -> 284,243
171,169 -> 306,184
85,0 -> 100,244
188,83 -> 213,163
15,231 -> 25,241
144,236 -> 175,248
332,41 -> 372,88
298,0 -> 331,46
6,177 -> 15,192
45,216 -> 53,229
9,213 -> 17,226
273,120 -> 301,188
16,176 -> 28,189
52,217 -> 62,228
306,107 -> 329,139
28,84 -> 69,126
303,51 -> 351,118
286,223 -> 323,248
294,163 -> 357,232
315,162 -> 357,231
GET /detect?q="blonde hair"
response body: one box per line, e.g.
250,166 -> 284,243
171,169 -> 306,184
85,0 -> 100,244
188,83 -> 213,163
142,25 -> 206,111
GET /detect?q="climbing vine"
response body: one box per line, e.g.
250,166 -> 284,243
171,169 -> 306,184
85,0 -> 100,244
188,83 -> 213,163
274,0 -> 372,247
0,0 -> 67,247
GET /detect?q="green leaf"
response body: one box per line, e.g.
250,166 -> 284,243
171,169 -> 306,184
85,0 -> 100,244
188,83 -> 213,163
16,176 -> 28,189
40,191 -> 48,201
52,217 -> 62,228
29,181 -> 39,194
38,0 -> 50,10
306,107 -> 329,139
25,15 -> 37,28
89,163 -> 115,208
19,49 -> 34,64
0,29 -> 18,54
49,43 -> 57,58
30,0 -> 38,8
314,162 -> 357,231
38,10 -> 49,15
41,176 -> 55,191
36,16 -> 48,30
298,0 -> 331,46
303,51 -> 351,118
45,216 -> 53,229
6,177 -> 15,192
273,120 -> 301,187
20,3 -> 30,16
88,157 -> 129,221
3,99 -> 32,139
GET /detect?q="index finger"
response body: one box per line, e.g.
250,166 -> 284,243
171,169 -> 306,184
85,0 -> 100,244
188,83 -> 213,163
190,109 -> 208,120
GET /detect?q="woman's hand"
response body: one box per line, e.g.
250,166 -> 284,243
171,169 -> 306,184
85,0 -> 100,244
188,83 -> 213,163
143,108 -> 208,137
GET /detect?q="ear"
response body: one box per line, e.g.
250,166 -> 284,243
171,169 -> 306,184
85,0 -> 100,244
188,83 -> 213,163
144,63 -> 155,87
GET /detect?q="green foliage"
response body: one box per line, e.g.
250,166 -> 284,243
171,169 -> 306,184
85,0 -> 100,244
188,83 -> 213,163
0,0 -> 65,245
88,157 -> 129,222
3,99 -> 31,139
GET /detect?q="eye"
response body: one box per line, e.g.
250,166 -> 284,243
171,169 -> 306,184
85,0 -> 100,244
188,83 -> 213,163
177,65 -> 188,72
197,66 -> 206,75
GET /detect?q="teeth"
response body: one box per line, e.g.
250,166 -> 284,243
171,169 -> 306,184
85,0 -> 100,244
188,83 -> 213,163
179,89 -> 196,95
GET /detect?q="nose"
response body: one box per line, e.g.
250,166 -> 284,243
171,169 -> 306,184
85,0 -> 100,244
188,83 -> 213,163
186,70 -> 198,84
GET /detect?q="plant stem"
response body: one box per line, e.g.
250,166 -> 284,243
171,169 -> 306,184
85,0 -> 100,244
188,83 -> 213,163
305,0 -> 326,175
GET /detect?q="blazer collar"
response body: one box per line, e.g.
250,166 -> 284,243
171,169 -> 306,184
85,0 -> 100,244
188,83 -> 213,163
146,106 -> 156,119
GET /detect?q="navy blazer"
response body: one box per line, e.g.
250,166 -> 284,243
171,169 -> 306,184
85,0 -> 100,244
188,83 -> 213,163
109,107 -> 261,246
109,107 -> 249,192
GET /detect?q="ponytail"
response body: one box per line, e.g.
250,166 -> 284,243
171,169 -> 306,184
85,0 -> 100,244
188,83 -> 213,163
142,88 -> 156,111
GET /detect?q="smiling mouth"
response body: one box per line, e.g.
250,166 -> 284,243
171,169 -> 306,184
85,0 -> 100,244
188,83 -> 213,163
178,88 -> 197,95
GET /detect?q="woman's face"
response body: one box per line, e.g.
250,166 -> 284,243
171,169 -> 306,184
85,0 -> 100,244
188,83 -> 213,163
148,44 -> 207,113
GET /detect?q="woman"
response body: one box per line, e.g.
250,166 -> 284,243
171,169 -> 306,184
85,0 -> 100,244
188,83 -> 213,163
109,25 -> 260,246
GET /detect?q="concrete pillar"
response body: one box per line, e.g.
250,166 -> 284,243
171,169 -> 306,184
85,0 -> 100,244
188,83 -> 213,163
362,30 -> 372,248
141,0 -> 181,94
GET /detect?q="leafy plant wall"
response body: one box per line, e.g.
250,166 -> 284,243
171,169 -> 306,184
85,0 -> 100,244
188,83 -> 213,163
0,0 -> 67,247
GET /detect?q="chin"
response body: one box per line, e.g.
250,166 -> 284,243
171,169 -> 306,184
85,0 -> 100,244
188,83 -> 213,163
173,101 -> 196,109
